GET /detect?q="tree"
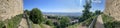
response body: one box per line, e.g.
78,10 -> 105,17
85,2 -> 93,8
79,0 -> 92,22
29,8 -> 45,24
95,10 -> 101,15
59,17 -> 70,28
24,9 -> 30,15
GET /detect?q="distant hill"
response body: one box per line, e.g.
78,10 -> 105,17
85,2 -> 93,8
42,12 -> 82,17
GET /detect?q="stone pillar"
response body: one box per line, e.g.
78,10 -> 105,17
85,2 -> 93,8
104,0 -> 120,21
0,0 -> 23,21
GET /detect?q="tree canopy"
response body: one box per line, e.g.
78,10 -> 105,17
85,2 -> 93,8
80,0 -> 92,22
29,8 -> 45,24
59,16 -> 70,28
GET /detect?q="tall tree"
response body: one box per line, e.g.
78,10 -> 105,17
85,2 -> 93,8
95,10 -> 101,15
80,0 -> 92,21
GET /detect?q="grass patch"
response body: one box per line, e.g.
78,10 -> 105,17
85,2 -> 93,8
81,15 -> 97,26
67,15 -> 98,28
32,23 -> 53,28
0,21 -> 5,28
67,23 -> 81,28
101,14 -> 114,23
29,20 -> 35,28
104,21 -> 120,28
40,24 -> 54,28
81,18 -> 93,26
101,14 -> 120,28
5,14 -> 23,28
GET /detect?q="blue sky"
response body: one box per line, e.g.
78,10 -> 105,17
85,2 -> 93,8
24,0 -> 105,13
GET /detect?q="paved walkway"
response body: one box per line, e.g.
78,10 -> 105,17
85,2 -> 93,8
95,15 -> 104,28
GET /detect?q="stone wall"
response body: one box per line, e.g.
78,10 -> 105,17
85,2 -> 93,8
0,0 -> 23,21
104,0 -> 120,21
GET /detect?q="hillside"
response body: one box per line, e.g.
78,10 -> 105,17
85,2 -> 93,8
42,12 -> 82,17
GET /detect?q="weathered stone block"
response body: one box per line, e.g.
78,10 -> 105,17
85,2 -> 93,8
0,0 -> 23,21
104,0 -> 120,21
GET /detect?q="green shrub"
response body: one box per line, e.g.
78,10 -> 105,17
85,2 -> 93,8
82,18 -> 93,26
6,14 -> 22,28
104,21 -> 120,28
59,16 -> 70,28
101,14 -> 114,23
101,14 -> 120,28
29,8 -> 45,24
45,20 -> 53,26
0,21 -> 5,28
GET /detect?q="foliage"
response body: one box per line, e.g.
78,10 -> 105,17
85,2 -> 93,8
67,23 -> 81,28
0,21 -> 5,28
82,15 -> 96,26
45,20 -> 53,26
39,23 -> 54,28
101,14 -> 120,28
104,21 -> 120,28
29,8 -> 45,24
47,16 -> 59,20
59,16 -> 70,28
6,14 -> 23,28
24,9 -> 30,15
79,0 -> 92,22
82,18 -> 93,26
101,14 -> 114,23
95,10 -> 101,15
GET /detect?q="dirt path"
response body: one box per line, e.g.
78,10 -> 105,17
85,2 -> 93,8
95,15 -> 104,28
18,18 -> 28,28
79,25 -> 87,28
33,24 -> 51,28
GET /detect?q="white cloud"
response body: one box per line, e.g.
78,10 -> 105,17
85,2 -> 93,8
92,0 -> 102,3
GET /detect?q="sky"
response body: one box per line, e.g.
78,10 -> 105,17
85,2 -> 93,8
24,0 -> 105,13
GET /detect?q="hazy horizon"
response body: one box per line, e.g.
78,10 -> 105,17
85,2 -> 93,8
24,0 -> 105,13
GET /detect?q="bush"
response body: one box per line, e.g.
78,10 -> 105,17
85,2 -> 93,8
101,14 -> 120,28
0,21 -> 5,28
6,14 -> 23,28
104,21 -> 120,28
45,20 -> 53,26
101,14 -> 114,23
29,8 -> 45,24
59,16 -> 70,28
